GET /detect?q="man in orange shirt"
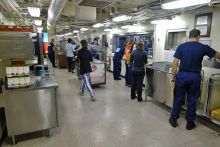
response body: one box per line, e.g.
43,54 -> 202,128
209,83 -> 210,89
125,38 -> 134,86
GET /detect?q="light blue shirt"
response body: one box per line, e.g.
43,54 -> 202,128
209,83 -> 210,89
65,43 -> 76,57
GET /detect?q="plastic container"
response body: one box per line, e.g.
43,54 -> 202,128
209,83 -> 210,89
39,70 -> 45,78
211,109 -> 220,120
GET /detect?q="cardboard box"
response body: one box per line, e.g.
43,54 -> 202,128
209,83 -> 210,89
25,77 -> 30,85
13,78 -> 19,86
19,77 -> 25,85
7,78 -> 14,86
211,109 -> 220,120
12,67 -> 18,75
23,66 -> 29,74
18,66 -> 24,75
6,67 -> 12,76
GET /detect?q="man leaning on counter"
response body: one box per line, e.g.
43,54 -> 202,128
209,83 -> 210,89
169,29 -> 220,130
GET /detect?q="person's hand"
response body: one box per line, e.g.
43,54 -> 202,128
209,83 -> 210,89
170,78 -> 175,85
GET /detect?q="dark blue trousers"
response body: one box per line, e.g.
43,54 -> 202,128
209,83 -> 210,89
113,58 -> 121,80
171,72 -> 201,121
125,61 -> 132,85
48,52 -> 55,67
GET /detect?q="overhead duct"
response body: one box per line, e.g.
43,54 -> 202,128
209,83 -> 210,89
79,0 -> 113,8
47,0 -> 68,30
74,5 -> 97,23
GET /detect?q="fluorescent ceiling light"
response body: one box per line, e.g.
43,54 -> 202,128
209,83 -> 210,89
37,27 -> 43,33
113,15 -> 131,22
93,23 -> 104,28
133,23 -> 138,26
28,7 -> 40,17
161,0 -> 211,9
80,28 -> 88,31
56,35 -> 59,36
104,29 -> 112,31
73,30 -> 79,33
121,25 -> 131,29
34,20 -> 42,26
150,19 -> 169,24
74,36 -> 77,37
68,33 -> 73,35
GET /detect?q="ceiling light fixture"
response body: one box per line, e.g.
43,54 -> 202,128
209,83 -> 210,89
150,19 -> 169,24
65,33 -> 68,35
113,15 -> 131,22
80,28 -> 89,31
28,7 -> 40,17
34,20 -> 42,26
37,27 -> 43,33
93,23 -> 104,28
68,33 -> 73,35
74,36 -> 77,38
121,25 -> 131,29
104,29 -> 112,31
73,30 -> 79,33
161,0 -> 211,9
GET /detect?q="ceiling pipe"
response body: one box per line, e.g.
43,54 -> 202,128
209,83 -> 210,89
47,0 -> 68,30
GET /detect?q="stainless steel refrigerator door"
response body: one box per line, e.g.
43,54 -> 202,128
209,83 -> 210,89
4,88 -> 58,136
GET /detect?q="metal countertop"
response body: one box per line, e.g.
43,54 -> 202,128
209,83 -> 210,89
5,75 -> 58,91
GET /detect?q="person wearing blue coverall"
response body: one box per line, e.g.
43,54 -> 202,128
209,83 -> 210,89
113,38 -> 126,80
71,39 -> 79,57
91,38 -> 100,60
145,38 -> 152,48
169,29 -> 220,130
48,39 -> 56,67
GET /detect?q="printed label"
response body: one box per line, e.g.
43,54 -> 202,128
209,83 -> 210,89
116,48 -> 121,52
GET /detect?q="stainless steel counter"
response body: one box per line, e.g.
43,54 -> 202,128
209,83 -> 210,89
1,70 -> 59,145
145,67 -> 173,107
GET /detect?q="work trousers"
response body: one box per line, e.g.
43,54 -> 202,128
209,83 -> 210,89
48,52 -> 55,67
67,57 -> 75,72
171,72 -> 201,121
113,58 -> 121,80
80,73 -> 95,98
131,70 -> 145,101
125,61 -> 131,85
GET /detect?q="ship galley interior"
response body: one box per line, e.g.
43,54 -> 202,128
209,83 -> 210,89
1,0 -> 220,147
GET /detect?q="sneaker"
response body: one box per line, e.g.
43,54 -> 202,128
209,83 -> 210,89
90,96 -> 96,101
125,83 -> 128,86
72,71 -> 75,74
79,92 -> 84,96
186,121 -> 195,130
169,117 -> 177,128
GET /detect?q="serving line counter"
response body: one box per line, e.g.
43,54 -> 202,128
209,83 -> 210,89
0,57 -> 59,145
145,61 -> 220,125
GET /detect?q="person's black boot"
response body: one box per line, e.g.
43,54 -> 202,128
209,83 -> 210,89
186,121 -> 195,130
169,117 -> 177,128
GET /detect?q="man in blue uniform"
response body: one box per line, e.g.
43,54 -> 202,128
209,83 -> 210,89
71,39 -> 79,57
48,39 -> 56,67
91,38 -> 100,60
169,29 -> 220,130
113,37 -> 126,80
145,37 -> 151,48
